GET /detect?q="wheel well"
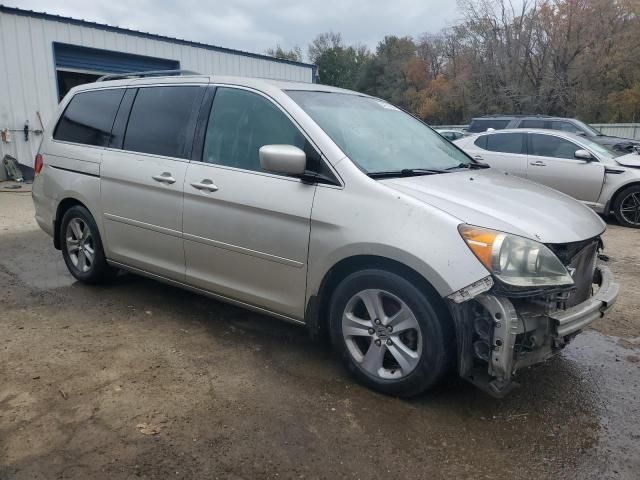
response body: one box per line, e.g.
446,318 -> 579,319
608,182 -> 640,214
53,198 -> 86,249
306,255 -> 447,342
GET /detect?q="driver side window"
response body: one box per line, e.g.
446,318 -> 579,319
202,87 -> 306,172
529,134 -> 580,160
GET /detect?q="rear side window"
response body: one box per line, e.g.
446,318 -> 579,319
529,134 -> 580,159
474,136 -> 488,149
202,87 -> 305,172
53,89 -> 124,146
467,119 -> 510,133
519,119 -> 548,129
123,86 -> 203,159
485,133 -> 525,154
549,121 -> 583,135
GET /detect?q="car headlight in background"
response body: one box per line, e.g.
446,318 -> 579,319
458,225 -> 574,287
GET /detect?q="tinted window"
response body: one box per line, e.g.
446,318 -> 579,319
485,133 -> 524,154
203,88 -> 305,171
550,121 -> 583,134
467,119 -> 510,133
124,86 -> 203,159
54,89 -> 124,146
474,136 -> 488,149
519,119 -> 548,129
529,134 -> 580,159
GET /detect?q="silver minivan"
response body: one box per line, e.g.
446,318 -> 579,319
32,73 -> 618,397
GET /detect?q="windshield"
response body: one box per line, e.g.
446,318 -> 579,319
286,91 -> 472,174
573,119 -> 602,137
578,136 -> 621,158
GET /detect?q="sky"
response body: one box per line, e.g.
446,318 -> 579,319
6,0 -> 461,61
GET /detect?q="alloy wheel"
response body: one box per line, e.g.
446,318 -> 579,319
342,289 -> 422,380
65,218 -> 95,273
620,192 -> 640,226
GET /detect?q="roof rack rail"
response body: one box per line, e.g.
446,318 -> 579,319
96,69 -> 201,82
478,114 -> 554,118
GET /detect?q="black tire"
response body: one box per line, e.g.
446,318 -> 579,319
329,269 -> 455,397
60,205 -> 116,284
613,185 -> 640,228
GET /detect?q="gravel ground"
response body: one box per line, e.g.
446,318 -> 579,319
1,189 -> 639,479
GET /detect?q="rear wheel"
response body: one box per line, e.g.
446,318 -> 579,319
613,185 -> 640,228
60,205 -> 116,283
329,269 -> 454,397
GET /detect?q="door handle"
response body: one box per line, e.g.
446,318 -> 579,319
152,172 -> 176,184
529,161 -> 546,167
190,179 -> 219,192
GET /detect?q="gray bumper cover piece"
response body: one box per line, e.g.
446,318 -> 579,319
551,266 -> 619,337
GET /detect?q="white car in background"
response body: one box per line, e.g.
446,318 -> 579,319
454,129 -> 640,228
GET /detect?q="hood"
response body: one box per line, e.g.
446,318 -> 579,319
381,169 -> 605,244
593,135 -> 640,147
615,152 -> 640,168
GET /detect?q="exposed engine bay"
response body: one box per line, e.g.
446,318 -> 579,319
449,238 -> 619,397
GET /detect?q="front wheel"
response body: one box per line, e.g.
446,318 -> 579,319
329,269 -> 454,397
613,185 -> 640,228
60,205 -> 116,283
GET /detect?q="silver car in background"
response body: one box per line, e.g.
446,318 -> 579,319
454,129 -> 640,228
32,74 -> 618,397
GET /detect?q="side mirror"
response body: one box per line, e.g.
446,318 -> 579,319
574,149 -> 594,161
259,144 -> 306,175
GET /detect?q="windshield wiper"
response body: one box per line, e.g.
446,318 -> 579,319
368,168 -> 448,178
445,162 -> 490,171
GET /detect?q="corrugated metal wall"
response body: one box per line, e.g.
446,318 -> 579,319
592,124 -> 640,140
0,9 -> 314,167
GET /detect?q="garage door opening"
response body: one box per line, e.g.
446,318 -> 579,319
54,43 -> 179,101
56,70 -> 103,101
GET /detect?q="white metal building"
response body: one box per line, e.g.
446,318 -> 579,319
0,5 -> 316,168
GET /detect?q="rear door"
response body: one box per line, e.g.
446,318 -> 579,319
182,86 -> 318,319
525,133 -> 605,203
468,132 -> 528,177
100,84 -> 205,280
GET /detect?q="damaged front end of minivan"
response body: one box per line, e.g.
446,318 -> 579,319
447,226 -> 619,397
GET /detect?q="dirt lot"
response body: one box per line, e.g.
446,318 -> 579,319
1,188 -> 639,479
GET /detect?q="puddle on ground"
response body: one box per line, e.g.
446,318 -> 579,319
561,331 -> 640,479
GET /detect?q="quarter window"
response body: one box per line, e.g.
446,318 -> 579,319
519,119 -> 548,129
474,136 -> 488,149
485,133 -> 525,154
53,89 -> 125,146
123,86 -> 203,159
467,119 -> 510,133
549,121 -> 583,135
529,134 -> 580,159
202,87 -> 305,172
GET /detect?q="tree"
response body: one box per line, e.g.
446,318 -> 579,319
308,32 -> 343,64
304,0 -> 640,124
309,32 -> 371,89
359,36 -> 418,109
266,45 -> 303,62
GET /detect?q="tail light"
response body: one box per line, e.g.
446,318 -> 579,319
34,153 -> 43,174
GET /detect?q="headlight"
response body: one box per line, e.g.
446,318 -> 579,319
459,225 -> 574,287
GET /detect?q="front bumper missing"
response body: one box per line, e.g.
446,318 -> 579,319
450,266 -> 619,397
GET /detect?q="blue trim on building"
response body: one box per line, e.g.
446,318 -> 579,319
54,42 -> 179,74
0,4 -> 316,71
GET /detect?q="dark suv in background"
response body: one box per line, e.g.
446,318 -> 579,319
467,115 -> 640,153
